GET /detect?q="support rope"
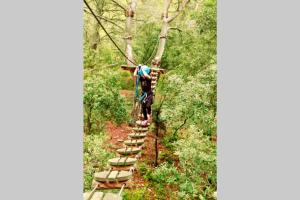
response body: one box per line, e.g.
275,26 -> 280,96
84,0 -> 137,66
84,0 -> 159,67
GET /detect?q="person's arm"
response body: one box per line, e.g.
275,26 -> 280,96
142,69 -> 151,79
133,66 -> 138,77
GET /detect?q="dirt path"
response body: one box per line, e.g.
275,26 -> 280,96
105,121 -> 131,147
104,122 -> 169,183
105,121 -> 150,188
104,89 -> 172,193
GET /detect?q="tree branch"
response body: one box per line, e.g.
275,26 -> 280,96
111,0 -> 126,11
102,9 -> 124,12
172,111 -> 194,138
168,27 -> 183,32
167,0 -> 190,23
84,9 -> 124,30
168,27 -> 192,37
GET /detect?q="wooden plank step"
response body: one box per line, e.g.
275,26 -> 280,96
135,120 -> 150,127
111,165 -> 135,171
120,65 -> 135,72
132,127 -> 148,132
124,139 -> 145,146
128,132 -> 147,139
92,179 -> 133,189
83,192 -> 104,200
151,76 -> 157,80
151,67 -> 165,73
94,170 -> 132,182
103,193 -> 122,200
108,171 -> 119,180
108,157 -> 137,166
84,192 -> 122,200
117,147 -> 141,155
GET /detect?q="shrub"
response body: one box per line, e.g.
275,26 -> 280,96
84,70 -> 128,134
83,132 -> 113,191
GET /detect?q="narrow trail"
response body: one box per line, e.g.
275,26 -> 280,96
84,68 -> 164,200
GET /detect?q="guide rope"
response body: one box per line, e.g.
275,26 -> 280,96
84,0 -> 161,68
84,0 -> 137,66
144,36 -> 160,65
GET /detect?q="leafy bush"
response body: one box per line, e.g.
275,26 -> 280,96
149,1 -> 217,198
123,188 -> 149,200
153,66 -> 217,199
175,126 -> 216,199
119,70 -> 134,90
83,132 -> 113,191
157,65 -> 216,138
150,162 -> 180,184
84,69 -> 128,134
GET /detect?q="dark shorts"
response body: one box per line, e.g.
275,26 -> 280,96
141,91 -> 153,108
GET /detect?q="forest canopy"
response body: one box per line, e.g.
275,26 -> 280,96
83,0 -> 216,199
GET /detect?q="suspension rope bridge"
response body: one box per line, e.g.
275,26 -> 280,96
83,1 -> 167,199
84,67 -> 164,200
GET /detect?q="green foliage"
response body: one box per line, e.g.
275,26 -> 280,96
153,66 -> 217,199
123,188 -> 149,200
176,126 -> 216,199
137,162 -> 179,199
83,132 -> 113,191
84,69 -> 128,134
149,1 -> 217,198
133,22 -> 161,64
157,65 -> 216,138
162,0 -> 217,74
83,0 -> 217,198
119,70 -> 134,90
150,162 -> 180,184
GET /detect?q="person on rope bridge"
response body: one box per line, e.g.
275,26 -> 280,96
134,64 -> 153,126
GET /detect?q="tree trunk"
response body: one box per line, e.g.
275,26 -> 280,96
124,0 -> 139,123
152,0 -> 190,67
124,0 -> 137,68
153,0 -> 171,66
155,22 -> 168,65
155,122 -> 159,166
151,0 -> 190,164
90,17 -> 100,50
86,106 -> 93,134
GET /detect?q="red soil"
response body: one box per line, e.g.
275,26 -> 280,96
105,122 -> 168,187
104,120 -> 178,196
120,90 -> 134,98
105,121 -> 131,147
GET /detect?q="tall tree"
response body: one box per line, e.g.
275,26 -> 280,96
152,0 -> 190,68
152,0 -> 190,166
124,0 -> 137,68
122,0 -> 141,123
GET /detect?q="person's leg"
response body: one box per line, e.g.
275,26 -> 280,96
142,103 -> 148,120
146,106 -> 152,123
145,92 -> 153,122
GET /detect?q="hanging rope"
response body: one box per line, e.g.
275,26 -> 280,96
135,76 -> 140,98
144,36 -> 160,65
84,0 -> 137,66
84,0 -> 161,67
